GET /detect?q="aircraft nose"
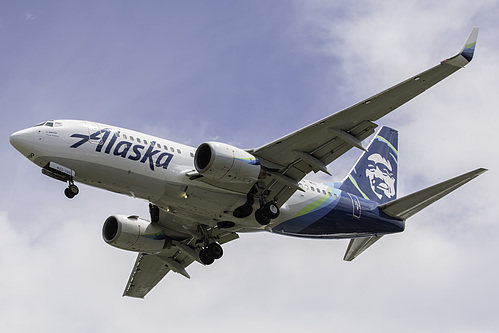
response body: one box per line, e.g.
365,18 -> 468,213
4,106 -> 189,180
9,128 -> 34,155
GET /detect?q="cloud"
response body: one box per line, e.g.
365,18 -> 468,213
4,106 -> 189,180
25,12 -> 36,21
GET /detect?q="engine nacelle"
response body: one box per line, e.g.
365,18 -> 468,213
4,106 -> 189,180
102,215 -> 168,254
194,142 -> 262,183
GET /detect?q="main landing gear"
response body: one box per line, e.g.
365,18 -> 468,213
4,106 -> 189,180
235,200 -> 280,226
254,201 -> 280,226
148,204 -> 224,266
196,224 -> 224,266
232,187 -> 281,226
199,242 -> 223,265
64,181 -> 79,199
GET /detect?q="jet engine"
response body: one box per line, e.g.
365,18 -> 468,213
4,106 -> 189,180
194,142 -> 262,183
102,215 -> 169,253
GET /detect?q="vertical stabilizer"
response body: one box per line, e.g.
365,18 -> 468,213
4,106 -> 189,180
340,126 -> 398,204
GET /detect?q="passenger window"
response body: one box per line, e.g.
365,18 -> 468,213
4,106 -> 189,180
322,190 -> 326,195
163,145 -> 168,150
177,149 -> 181,154
157,143 -> 161,149
130,136 -> 134,141
170,147 -> 175,152
144,140 -> 147,145
137,138 -> 141,143
190,152 -> 194,158
123,134 -> 127,140
311,187 -> 315,191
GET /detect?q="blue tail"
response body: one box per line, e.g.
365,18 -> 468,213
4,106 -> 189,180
339,126 -> 398,204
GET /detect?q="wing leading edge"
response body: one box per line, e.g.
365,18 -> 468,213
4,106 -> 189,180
252,28 -> 479,207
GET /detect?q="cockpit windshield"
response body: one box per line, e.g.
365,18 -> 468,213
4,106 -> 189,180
33,120 -> 63,127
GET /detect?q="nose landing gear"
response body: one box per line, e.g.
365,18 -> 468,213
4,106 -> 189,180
41,162 -> 80,199
64,182 -> 79,199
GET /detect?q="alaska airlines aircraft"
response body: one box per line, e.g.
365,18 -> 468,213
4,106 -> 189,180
10,28 -> 485,298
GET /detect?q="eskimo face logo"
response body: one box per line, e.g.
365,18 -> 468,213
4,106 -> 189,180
365,153 -> 396,200
70,129 -> 174,171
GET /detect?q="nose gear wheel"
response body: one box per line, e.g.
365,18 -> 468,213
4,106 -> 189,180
64,183 -> 79,199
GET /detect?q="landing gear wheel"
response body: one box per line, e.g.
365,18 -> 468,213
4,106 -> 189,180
68,184 -> 79,196
263,202 -> 280,219
64,183 -> 79,199
206,243 -> 223,260
255,208 -> 271,226
64,187 -> 75,199
199,248 -> 215,265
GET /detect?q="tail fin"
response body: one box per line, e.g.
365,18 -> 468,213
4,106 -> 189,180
340,126 -> 398,204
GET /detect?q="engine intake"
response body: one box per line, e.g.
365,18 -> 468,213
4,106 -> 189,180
102,215 -> 169,253
194,142 -> 262,183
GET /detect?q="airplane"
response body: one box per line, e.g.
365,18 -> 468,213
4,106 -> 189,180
9,28 -> 486,298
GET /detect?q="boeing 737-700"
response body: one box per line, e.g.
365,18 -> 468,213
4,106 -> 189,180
10,28 -> 486,298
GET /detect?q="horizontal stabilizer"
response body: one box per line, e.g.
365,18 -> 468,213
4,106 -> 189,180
343,236 -> 383,261
379,168 -> 487,220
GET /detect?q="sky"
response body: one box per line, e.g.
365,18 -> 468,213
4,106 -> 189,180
1,1 -> 498,332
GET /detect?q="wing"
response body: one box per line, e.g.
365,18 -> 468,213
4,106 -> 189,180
123,214 -> 239,298
252,28 -> 478,206
123,247 -> 195,298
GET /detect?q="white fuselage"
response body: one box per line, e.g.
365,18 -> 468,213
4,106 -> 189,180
10,119 -> 335,236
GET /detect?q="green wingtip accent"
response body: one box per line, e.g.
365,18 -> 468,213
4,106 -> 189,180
465,41 -> 477,49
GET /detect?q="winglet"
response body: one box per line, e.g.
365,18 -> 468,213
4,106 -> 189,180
443,27 -> 479,67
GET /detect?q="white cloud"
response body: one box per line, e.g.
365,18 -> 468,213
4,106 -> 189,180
25,12 -> 35,21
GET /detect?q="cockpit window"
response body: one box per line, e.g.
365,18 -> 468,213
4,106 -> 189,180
34,120 -> 61,127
